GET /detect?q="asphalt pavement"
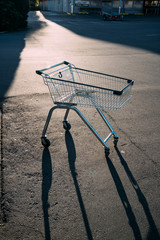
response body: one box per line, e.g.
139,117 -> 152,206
0,11 -> 160,240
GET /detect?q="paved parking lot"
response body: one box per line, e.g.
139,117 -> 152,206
0,11 -> 160,240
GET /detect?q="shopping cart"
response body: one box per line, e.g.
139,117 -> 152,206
36,61 -> 134,156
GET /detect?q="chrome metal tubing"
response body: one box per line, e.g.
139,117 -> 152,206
89,96 -> 118,139
96,107 -> 118,138
41,105 -> 59,137
104,132 -> 114,143
71,106 -> 110,150
64,108 -> 70,121
41,104 -> 112,150
42,104 -> 74,138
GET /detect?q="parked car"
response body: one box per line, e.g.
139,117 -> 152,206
101,9 -> 123,21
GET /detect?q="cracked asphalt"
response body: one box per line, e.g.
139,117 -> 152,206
0,11 -> 160,240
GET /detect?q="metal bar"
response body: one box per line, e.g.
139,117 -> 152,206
97,108 -> 118,139
74,67 -> 133,83
104,132 -> 114,143
89,96 -> 118,139
64,108 -> 70,121
70,106 -> 110,150
42,105 -> 59,137
96,107 -> 114,132
37,61 -> 69,74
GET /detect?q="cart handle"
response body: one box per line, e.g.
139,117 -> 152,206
36,61 -> 70,75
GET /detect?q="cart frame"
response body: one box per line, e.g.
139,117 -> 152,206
36,61 -> 134,156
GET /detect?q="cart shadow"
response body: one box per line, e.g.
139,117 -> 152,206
42,148 -> 52,240
106,147 -> 159,240
65,130 -> 93,240
106,155 -> 142,240
115,147 -> 160,240
41,132 -> 93,240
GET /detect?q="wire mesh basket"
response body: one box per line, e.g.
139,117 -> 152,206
38,61 -> 134,110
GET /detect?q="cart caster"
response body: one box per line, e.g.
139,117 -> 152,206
114,137 -> 119,147
105,148 -> 110,158
63,120 -> 71,131
41,137 -> 50,148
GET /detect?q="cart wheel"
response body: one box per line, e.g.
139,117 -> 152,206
41,137 -> 50,148
114,137 -> 119,147
63,121 -> 71,131
105,148 -> 110,158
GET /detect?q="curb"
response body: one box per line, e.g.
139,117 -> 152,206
0,107 -> 2,222
123,13 -> 144,15
0,108 -> 1,159
0,102 -> 1,149
0,104 -> 6,223
67,12 -> 144,16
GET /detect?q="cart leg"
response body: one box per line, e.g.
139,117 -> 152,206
63,108 -> 71,131
71,106 -> 110,153
41,106 -> 58,147
42,106 -> 58,137
96,107 -> 118,138
89,96 -> 119,147
62,94 -> 77,131
96,107 -> 119,147
64,108 -> 70,121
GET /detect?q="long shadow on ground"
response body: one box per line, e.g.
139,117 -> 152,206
42,148 -> 52,240
65,130 -> 93,240
106,147 -> 159,240
115,147 -> 160,240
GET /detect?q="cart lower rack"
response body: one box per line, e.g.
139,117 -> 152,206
36,61 -> 134,156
